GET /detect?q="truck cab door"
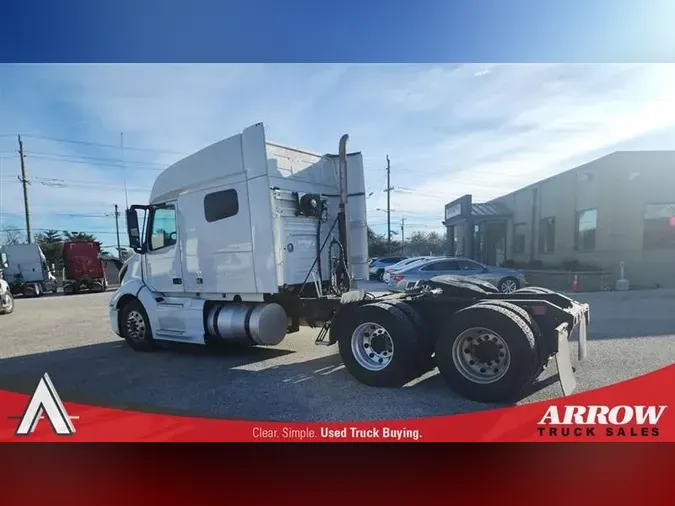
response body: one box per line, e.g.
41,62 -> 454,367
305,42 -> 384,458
143,203 -> 185,294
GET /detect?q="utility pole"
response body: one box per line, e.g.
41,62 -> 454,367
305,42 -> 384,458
114,204 -> 121,257
385,155 -> 391,253
121,132 -> 129,210
401,216 -> 405,253
17,135 -> 31,243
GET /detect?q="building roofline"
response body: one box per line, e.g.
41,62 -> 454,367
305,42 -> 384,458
487,151 -> 616,203
488,149 -> 675,203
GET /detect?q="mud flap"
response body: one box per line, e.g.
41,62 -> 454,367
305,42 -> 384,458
555,327 -> 577,397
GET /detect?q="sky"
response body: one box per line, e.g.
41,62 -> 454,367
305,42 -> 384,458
1,63 -> 675,251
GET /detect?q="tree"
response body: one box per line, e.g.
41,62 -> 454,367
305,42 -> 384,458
367,226 -> 402,257
36,230 -> 64,271
63,231 -> 98,242
2,226 -> 23,246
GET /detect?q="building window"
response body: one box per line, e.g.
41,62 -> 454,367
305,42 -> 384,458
575,208 -> 597,251
643,203 -> 675,250
149,205 -> 177,251
204,189 -> 239,223
539,217 -> 555,254
513,223 -> 526,254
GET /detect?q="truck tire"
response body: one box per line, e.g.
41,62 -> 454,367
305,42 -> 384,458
0,293 -> 14,315
425,276 -> 488,298
380,300 -> 435,372
337,302 -> 426,387
435,304 -> 537,403
473,300 -> 549,381
458,279 -> 500,293
120,299 -> 155,352
515,287 -> 553,294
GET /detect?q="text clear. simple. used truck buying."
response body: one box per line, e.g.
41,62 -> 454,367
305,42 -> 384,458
109,123 -> 590,403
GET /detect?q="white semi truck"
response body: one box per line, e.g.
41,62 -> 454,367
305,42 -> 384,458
110,123 -> 590,402
1,243 -> 58,297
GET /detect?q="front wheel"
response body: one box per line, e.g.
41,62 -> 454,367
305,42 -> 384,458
0,293 -> 14,315
120,299 -> 155,352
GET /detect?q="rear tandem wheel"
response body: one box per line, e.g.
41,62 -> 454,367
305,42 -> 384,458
336,302 -> 429,387
434,303 -> 538,403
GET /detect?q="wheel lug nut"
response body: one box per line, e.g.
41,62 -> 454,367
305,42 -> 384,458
480,368 -> 486,373
364,343 -> 370,348
378,358 -> 383,363
464,348 -> 470,353
500,352 -> 505,357
493,368 -> 499,373
469,360 -> 475,365
369,353 -> 375,358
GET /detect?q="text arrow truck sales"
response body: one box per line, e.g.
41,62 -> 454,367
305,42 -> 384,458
537,405 -> 667,438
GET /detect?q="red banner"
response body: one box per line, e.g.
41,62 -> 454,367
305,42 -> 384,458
1,364 -> 673,442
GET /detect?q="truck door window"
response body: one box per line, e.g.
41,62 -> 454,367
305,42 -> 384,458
204,189 -> 239,223
149,206 -> 177,251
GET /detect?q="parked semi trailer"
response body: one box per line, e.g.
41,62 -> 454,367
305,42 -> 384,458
62,240 -> 108,294
109,123 -> 589,403
0,243 -> 58,297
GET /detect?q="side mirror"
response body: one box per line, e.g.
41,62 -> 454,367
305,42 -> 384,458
126,208 -> 146,254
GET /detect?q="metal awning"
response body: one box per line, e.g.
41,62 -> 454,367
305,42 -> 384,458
443,202 -> 511,226
470,203 -> 511,218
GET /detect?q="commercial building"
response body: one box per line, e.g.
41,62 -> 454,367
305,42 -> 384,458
443,151 -> 675,288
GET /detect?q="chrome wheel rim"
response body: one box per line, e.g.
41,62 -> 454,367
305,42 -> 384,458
125,310 -> 146,341
351,322 -> 394,371
451,327 -> 511,384
500,279 -> 518,293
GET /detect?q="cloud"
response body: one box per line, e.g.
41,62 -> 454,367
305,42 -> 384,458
1,63 -> 675,242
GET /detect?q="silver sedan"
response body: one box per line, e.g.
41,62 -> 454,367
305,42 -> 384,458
386,257 -> 528,293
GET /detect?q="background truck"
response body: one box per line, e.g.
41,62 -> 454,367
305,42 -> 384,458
0,243 -> 58,297
110,123 -> 589,403
62,240 -> 108,294
0,251 -> 14,314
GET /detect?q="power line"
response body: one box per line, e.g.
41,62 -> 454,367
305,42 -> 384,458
24,150 -> 168,167
8,227 -> 122,235
19,134 -> 189,156
22,153 -> 164,172
0,211 -> 112,218
0,176 -> 151,192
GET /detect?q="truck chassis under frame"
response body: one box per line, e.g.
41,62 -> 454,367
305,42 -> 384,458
303,279 -> 589,403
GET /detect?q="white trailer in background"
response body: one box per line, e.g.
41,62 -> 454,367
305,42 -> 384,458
1,243 -> 58,297
109,123 -> 590,403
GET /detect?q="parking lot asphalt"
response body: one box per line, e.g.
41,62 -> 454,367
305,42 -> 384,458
1,285 -> 674,422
